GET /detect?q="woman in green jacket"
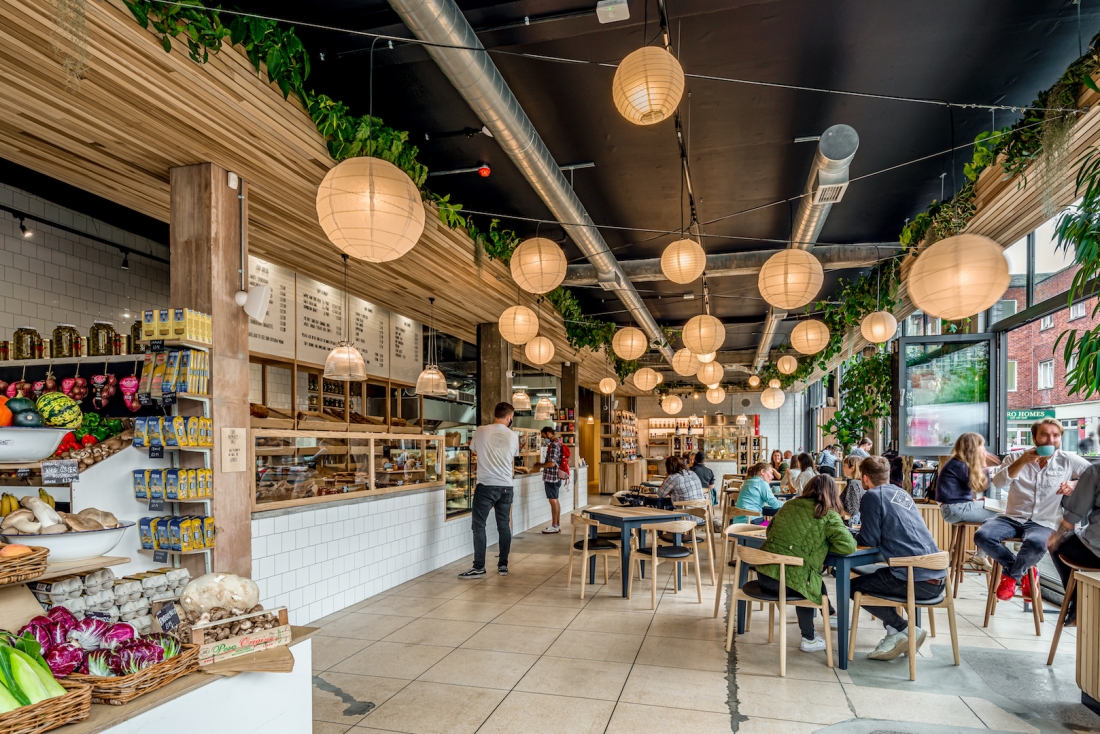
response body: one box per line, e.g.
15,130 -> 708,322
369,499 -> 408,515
754,474 -> 856,653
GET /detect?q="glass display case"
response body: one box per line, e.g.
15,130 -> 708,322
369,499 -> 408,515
513,427 -> 543,474
374,436 -> 440,489
445,446 -> 472,518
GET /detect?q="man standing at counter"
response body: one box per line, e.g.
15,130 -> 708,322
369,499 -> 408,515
535,426 -> 565,534
459,402 -> 519,579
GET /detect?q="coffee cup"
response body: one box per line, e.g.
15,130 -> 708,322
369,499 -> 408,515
1036,445 -> 1055,457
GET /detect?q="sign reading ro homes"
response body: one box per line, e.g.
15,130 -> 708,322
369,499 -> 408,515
1008,409 -> 1056,421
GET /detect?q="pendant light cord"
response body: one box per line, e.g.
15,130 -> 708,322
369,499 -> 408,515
342,253 -> 350,345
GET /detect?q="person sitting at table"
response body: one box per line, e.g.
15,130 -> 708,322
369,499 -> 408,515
839,455 -> 866,520
732,462 -> 784,524
817,444 -> 839,475
754,474 -> 856,653
850,456 -> 945,661
657,456 -> 706,523
792,453 -> 818,493
976,418 -> 1092,602
770,449 -> 790,485
690,451 -> 716,506
936,433 -> 1001,570
850,438 -> 873,459
1048,463 -> 1100,626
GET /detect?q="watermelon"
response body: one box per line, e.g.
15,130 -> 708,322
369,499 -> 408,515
36,393 -> 82,429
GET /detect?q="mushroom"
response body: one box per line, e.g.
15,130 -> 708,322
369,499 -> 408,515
20,496 -> 61,528
5,517 -> 41,534
58,512 -> 104,532
1,509 -> 35,529
38,523 -> 68,535
77,508 -> 119,529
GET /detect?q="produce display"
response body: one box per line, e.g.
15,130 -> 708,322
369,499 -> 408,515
0,629 -> 69,713
29,568 -> 190,628
185,604 -> 279,643
0,499 -> 120,536
179,573 -> 259,617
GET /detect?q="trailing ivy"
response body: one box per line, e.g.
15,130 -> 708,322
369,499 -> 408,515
818,349 -> 892,451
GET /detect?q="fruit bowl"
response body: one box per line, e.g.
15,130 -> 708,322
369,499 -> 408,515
0,427 -> 70,463
0,522 -> 134,562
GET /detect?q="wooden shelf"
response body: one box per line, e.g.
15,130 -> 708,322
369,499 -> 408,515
138,547 -> 211,556
0,354 -> 142,369
1,556 -> 130,589
376,468 -> 426,473
137,339 -> 210,351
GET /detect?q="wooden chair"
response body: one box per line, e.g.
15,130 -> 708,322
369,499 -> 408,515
566,514 -> 620,599
672,500 -> 717,586
983,538 -> 1043,635
849,551 -> 958,681
725,545 -> 834,676
628,520 -> 702,609
947,521 -> 987,598
714,523 -> 765,619
1047,554 -> 1100,665
719,478 -> 743,529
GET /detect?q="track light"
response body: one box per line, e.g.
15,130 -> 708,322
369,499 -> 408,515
120,251 -> 130,270
18,219 -> 31,239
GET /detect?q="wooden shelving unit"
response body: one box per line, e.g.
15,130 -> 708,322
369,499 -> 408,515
601,410 -> 638,462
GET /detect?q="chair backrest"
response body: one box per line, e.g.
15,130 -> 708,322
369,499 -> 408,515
682,507 -> 707,522
887,551 -> 950,571
572,514 -> 600,528
737,545 -> 804,567
640,520 -> 697,535
673,499 -> 710,510
725,523 -> 763,537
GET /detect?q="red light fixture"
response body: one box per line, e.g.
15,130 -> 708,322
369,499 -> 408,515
477,164 -> 491,178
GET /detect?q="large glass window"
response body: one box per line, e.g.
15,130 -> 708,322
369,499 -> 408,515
901,337 -> 992,451
1006,360 -> 1017,392
1071,301 -> 1087,320
1034,215 -> 1080,303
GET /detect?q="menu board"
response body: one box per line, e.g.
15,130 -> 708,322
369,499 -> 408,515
296,274 -> 345,366
246,256 -> 295,359
349,295 -> 389,379
390,314 -> 423,384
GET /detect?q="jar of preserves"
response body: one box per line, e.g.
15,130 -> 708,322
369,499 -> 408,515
0,342 -> 9,361
12,327 -> 39,360
51,324 -> 79,358
88,320 -> 116,357
130,320 -> 144,354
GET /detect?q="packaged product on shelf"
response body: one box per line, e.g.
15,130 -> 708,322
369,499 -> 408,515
171,416 -> 187,447
173,308 -> 187,338
167,518 -> 184,551
157,308 -> 171,337
133,469 -> 149,500
138,353 -> 155,393
195,470 -> 205,498
156,520 -> 170,550
186,469 -> 198,500
152,568 -> 190,586
203,517 -> 215,547
150,352 -> 169,395
119,597 -> 151,621
29,575 -> 82,599
147,417 -> 164,447
112,579 -> 142,603
139,518 -> 155,549
82,569 -> 115,593
148,470 -> 164,501
165,468 -> 180,500
162,350 -> 180,393
49,597 -> 86,617
164,419 -> 179,448
177,350 -> 191,393
132,614 -> 153,634
143,310 -> 157,340
133,416 -> 147,448
185,417 -> 200,446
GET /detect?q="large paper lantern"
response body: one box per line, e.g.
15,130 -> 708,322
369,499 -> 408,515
682,314 -> 724,355
760,387 -> 786,410
415,366 -> 448,396
672,348 -> 701,376
861,311 -> 898,344
511,390 -> 531,411
498,305 -> 539,345
316,157 -> 425,262
706,386 -> 725,404
599,376 -> 619,395
907,234 -> 1010,320
633,367 -> 660,391
662,394 -> 683,414
660,238 -> 706,283
525,336 -> 555,365
612,327 -> 648,360
697,352 -> 716,363
696,361 -> 724,385
655,372 -> 665,385
790,319 -> 830,355
510,237 -> 567,294
758,249 -> 824,309
747,375 -> 761,388
777,355 -> 798,375
612,46 -> 685,125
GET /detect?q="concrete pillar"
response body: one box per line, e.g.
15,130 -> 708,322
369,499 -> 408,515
170,163 -> 251,578
560,362 -> 579,416
477,322 -> 512,425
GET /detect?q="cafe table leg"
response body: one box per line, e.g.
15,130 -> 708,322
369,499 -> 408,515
834,557 -> 852,671
620,525 -> 632,598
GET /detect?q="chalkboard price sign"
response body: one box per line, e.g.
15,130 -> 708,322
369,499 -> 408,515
149,340 -> 165,352
148,497 -> 165,512
153,550 -> 168,564
138,393 -> 153,407
15,469 -> 30,479
40,460 -> 79,485
161,392 -> 176,407
155,601 -> 181,632
148,445 -> 164,459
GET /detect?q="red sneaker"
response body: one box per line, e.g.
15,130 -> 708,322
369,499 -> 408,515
1020,571 -> 1032,599
996,575 -> 1017,601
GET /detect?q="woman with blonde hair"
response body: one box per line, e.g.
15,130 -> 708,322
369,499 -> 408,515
936,432 -> 1002,524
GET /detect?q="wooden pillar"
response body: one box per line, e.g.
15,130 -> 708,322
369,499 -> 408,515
476,322 -> 512,425
170,163 -> 251,578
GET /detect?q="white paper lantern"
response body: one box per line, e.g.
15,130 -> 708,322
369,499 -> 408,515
511,390 -> 531,411
790,319 -> 830,355
682,314 -> 725,355
705,386 -> 725,404
697,352 -> 716,363
633,367 -> 660,391
415,366 -> 448,396
660,238 -> 706,283
316,157 -> 426,263
747,375 -> 761,388
758,249 -> 824,309
662,394 -> 683,414
324,343 -> 367,381
525,336 -> 555,365
696,361 -> 724,385
498,305 -> 539,345
768,379 -> 782,389
599,376 -> 619,394
760,387 -> 786,410
655,372 -> 665,385
612,46 -> 685,125
860,311 -> 898,343
533,397 -> 554,420
777,355 -> 798,375
510,237 -> 567,294
612,327 -> 648,360
907,234 -> 1010,320
672,348 -> 701,376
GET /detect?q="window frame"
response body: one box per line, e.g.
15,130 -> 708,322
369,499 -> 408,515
1040,314 -> 1055,331
1037,359 -> 1055,390
1070,301 -> 1087,320
1006,360 -> 1017,392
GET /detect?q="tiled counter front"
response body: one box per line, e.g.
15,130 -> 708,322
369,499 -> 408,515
251,467 -> 583,624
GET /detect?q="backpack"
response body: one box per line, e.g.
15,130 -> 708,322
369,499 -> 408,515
557,442 -> 571,481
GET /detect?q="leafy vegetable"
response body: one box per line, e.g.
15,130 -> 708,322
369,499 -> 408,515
45,607 -> 76,633
66,618 -> 110,651
101,623 -> 137,651
16,620 -> 51,652
7,649 -> 51,704
115,642 -> 164,675
43,643 -> 82,679
0,647 -> 29,707
9,649 -> 63,699
144,633 -> 181,660
84,650 -> 118,678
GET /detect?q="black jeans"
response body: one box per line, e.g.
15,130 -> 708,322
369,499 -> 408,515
472,483 -> 513,570
755,575 -> 833,641
1051,533 -> 1100,622
850,567 -> 944,633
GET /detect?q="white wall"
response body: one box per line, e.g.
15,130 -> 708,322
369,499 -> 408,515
635,391 -> 807,455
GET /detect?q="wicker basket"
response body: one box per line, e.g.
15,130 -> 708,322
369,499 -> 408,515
0,680 -> 91,734
68,644 -> 198,705
0,547 -> 49,586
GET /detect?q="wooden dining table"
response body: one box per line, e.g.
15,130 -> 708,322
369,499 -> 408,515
583,504 -> 690,597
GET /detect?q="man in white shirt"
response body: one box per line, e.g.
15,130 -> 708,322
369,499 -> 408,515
459,402 -> 520,579
975,418 -> 1091,601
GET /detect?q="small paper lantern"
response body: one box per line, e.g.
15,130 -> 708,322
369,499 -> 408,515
633,367 -> 660,391
324,343 -> 367,381
697,352 -> 716,363
599,376 -> 618,394
612,46 -> 685,125
747,375 -> 761,388
790,319 -> 830,355
533,397 -> 554,420
697,361 -> 724,385
908,234 -> 1009,320
655,372 -> 665,385
316,157 -> 425,263
672,348 -> 701,376
706,386 -> 725,404
768,379 -> 781,389
758,249 -> 824,309
660,238 -> 706,283
612,327 -> 648,360
415,365 -> 448,396
662,394 -> 683,414
682,314 -> 725,355
760,387 -> 786,410
511,390 -> 531,411
525,336 -> 555,364
777,355 -> 798,375
498,305 -> 539,345
510,237 -> 567,294
860,311 -> 898,343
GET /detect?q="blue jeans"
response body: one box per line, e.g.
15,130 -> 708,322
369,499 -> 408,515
974,516 -> 1053,581
472,484 -> 513,570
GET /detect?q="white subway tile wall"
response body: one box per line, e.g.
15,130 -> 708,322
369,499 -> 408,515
249,364 -> 296,411
251,468 -> 582,625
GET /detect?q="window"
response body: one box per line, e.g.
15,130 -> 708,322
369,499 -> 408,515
993,300 -> 1017,323
1071,301 -> 1087,320
1038,359 -> 1055,390
1006,360 -> 1017,392
1040,315 -> 1055,331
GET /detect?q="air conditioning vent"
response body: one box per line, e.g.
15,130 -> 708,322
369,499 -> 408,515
597,269 -> 627,291
813,182 -> 848,204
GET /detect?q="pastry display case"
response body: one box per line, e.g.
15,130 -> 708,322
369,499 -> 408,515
512,426 -> 543,475
445,446 -> 472,518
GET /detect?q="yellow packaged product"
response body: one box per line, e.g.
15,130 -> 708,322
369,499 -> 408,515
168,517 -> 184,552
203,517 -> 215,547
165,469 -> 180,500
148,470 -> 164,501
162,351 -> 180,393
147,417 -> 164,447
184,416 -> 199,446
156,520 -> 170,550
137,353 -> 155,394
164,417 -> 178,448
205,468 -> 214,497
173,308 -> 186,338
189,518 -> 204,549
177,351 -> 191,395
171,416 -> 187,447
149,352 -> 169,396
157,308 -> 171,337
142,310 -> 157,340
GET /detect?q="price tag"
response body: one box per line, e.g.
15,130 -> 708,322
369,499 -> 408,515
149,340 -> 165,352
155,601 -> 181,632
40,460 -> 79,485
15,469 -> 30,479
153,550 -> 168,564
85,611 -> 113,623
161,392 -> 176,407
148,445 -> 164,459
138,393 -> 153,407
148,497 -> 165,512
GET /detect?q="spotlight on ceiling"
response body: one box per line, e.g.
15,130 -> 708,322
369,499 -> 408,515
120,251 -> 130,270
18,219 -> 32,239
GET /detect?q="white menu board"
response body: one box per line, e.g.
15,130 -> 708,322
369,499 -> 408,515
390,313 -> 423,384
296,274 -> 345,366
246,256 -> 296,359
349,294 -> 389,379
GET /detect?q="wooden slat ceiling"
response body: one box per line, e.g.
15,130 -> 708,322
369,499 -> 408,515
0,0 -> 641,394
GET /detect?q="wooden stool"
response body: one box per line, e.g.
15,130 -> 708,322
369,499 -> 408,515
948,521 -> 987,598
1047,554 -> 1100,665
983,537 -> 1043,635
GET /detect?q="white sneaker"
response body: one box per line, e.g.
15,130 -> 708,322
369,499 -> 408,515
829,615 -> 838,630
800,633 -> 827,653
868,630 -> 908,660
542,525 -> 560,533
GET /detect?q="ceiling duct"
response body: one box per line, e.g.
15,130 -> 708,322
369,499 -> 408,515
387,0 -> 672,362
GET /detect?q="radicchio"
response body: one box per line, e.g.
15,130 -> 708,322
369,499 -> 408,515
85,649 -> 118,677
66,617 -> 111,651
46,621 -> 68,647
101,623 -> 136,651
17,617 -> 52,650
46,606 -> 77,632
143,633 -> 181,660
115,641 -> 163,675
44,642 -> 83,678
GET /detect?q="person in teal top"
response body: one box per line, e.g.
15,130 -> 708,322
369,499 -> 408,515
733,462 -> 784,524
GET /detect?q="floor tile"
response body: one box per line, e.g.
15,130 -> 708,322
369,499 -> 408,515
736,673 -> 851,724
646,613 -> 727,641
330,641 -> 453,680
635,634 -> 728,672
417,647 -> 538,690
492,604 -> 580,629
619,664 -> 729,713
460,623 -> 564,655
962,696 -> 1040,733
312,635 -> 373,671
453,586 -> 534,604
361,681 -> 506,734
844,684 -> 984,727
475,691 -> 615,734
313,722 -> 351,734
516,655 -> 632,701
313,610 -> 353,627
543,629 -> 644,663
568,609 -> 654,635
734,639 -> 841,681
381,617 -> 484,647
313,672 -> 410,726
317,613 -> 419,641
605,701 -> 737,733
517,586 -> 598,609
392,580 -> 471,599
358,595 -> 448,617
420,599 -> 513,622
735,717 -> 820,733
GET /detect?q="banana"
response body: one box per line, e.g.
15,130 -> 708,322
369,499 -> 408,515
38,489 -> 55,509
2,494 -> 13,516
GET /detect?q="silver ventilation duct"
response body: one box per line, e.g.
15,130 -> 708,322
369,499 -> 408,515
386,0 -> 673,361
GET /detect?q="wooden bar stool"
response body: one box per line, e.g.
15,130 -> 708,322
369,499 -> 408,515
948,521 -> 987,598
983,537 -> 1043,635
1047,554 -> 1100,665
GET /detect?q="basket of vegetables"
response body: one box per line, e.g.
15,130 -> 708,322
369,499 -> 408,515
0,545 -> 48,588
0,630 -> 91,734
21,610 -> 197,706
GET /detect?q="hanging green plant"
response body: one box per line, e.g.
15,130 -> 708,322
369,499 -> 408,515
818,349 -> 892,452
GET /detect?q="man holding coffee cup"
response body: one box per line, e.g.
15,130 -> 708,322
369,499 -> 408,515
975,418 -> 1092,601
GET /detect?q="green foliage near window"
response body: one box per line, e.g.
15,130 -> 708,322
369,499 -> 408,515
818,349 -> 892,452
